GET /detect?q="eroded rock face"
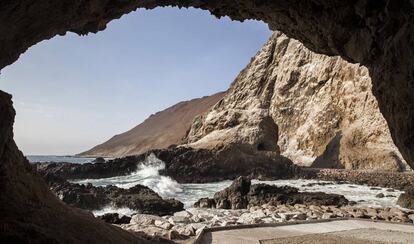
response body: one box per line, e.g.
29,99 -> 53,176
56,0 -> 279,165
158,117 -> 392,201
186,32 -> 407,171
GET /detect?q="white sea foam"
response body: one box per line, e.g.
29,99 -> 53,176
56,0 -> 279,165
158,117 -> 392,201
92,205 -> 135,217
72,153 -> 183,198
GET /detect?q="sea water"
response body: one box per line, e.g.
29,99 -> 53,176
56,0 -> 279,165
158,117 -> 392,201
27,155 -> 97,164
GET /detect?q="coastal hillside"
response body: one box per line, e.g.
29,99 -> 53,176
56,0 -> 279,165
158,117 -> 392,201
185,32 -> 407,171
80,92 -> 225,157
82,32 -> 407,171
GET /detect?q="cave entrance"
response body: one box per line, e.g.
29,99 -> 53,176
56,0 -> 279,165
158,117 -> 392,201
0,7 -> 271,157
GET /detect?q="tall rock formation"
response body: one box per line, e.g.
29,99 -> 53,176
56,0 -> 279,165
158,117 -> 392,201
80,92 -> 225,157
185,32 -> 406,171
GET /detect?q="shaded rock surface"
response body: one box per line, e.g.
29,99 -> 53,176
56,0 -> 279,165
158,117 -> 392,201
397,191 -> 414,209
99,213 -> 132,225
0,91 -> 149,243
194,177 -> 349,209
186,32 -> 407,171
40,172 -> 184,216
80,92 -> 225,157
37,147 -> 297,183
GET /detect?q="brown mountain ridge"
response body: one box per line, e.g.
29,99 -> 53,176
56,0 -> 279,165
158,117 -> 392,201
79,92 -> 225,157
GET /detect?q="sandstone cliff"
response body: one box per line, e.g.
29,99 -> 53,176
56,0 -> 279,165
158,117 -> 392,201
185,32 -> 407,171
80,92 -> 225,157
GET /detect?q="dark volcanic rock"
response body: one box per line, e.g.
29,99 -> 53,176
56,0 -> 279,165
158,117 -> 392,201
50,180 -> 184,216
397,191 -> 414,209
36,147 -> 297,183
194,176 -> 349,209
35,156 -> 142,180
98,213 -> 131,224
213,176 -> 251,209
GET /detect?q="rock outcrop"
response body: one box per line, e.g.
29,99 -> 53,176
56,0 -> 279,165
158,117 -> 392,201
186,32 -> 407,171
37,147 -> 297,183
50,182 -> 184,215
39,169 -> 184,215
397,191 -> 414,209
194,177 -> 349,209
80,92 -> 225,157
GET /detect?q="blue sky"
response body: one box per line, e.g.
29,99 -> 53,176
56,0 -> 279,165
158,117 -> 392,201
0,7 -> 271,155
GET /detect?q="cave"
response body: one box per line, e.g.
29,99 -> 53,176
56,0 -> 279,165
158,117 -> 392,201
1,0 -> 414,243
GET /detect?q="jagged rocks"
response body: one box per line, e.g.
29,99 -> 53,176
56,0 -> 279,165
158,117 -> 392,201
98,213 -> 131,224
42,175 -> 184,216
36,147 -> 297,183
194,177 -> 349,209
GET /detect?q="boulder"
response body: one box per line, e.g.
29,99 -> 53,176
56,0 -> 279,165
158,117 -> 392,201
130,214 -> 166,226
98,213 -> 131,224
194,197 -> 216,208
397,191 -> 414,209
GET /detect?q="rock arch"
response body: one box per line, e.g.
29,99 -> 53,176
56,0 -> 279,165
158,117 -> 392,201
1,0 -> 414,169
1,1 -> 414,242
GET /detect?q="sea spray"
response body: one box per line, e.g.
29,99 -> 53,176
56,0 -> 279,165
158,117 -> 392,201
135,153 -> 183,198
72,153 -> 183,198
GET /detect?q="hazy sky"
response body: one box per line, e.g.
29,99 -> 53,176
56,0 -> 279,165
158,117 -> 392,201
0,7 -> 271,155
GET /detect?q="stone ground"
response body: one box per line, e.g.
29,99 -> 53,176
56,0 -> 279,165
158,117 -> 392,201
197,219 -> 414,244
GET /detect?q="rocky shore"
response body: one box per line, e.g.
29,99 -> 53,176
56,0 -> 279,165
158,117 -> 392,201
35,147 -> 297,183
194,177 -> 348,209
33,156 -> 414,242
115,204 -> 414,241
108,176 -> 414,242
39,170 -> 184,216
